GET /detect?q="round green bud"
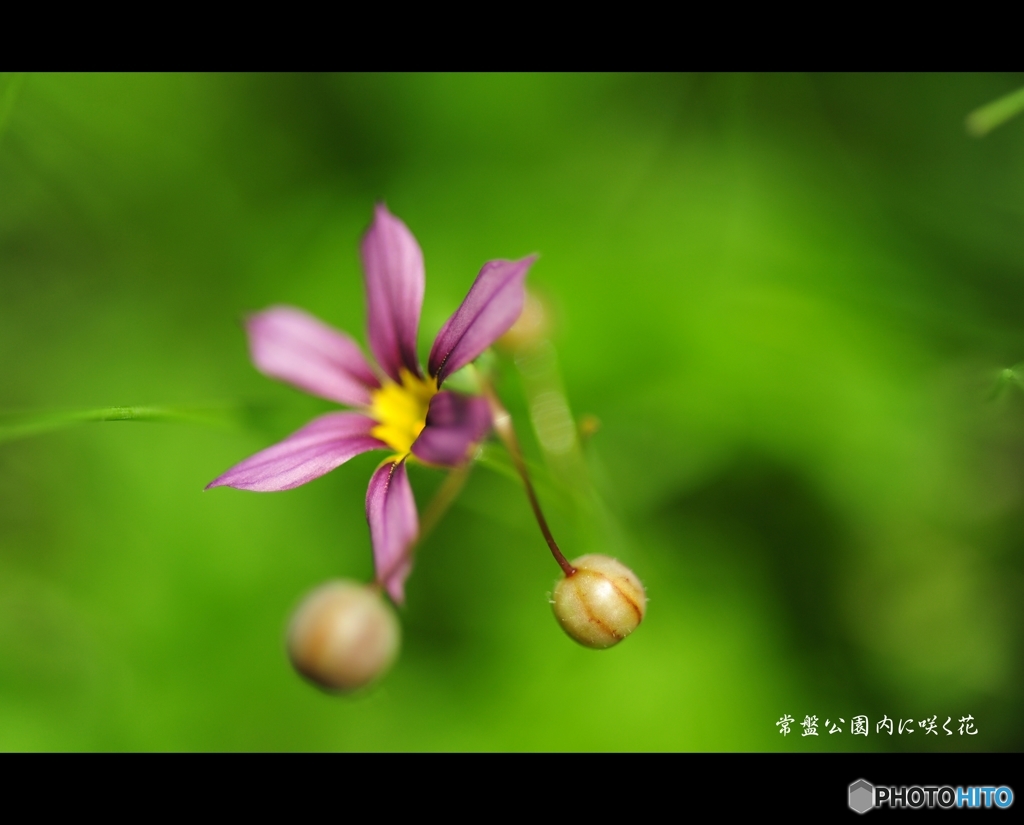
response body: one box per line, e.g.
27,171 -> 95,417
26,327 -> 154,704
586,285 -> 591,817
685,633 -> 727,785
552,554 -> 646,649
286,580 -> 400,691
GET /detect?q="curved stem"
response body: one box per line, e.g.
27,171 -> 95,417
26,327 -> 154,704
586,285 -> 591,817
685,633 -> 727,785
480,380 -> 575,578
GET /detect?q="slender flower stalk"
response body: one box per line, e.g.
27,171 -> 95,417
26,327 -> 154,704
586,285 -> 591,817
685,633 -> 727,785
491,294 -> 648,648
416,463 -> 472,546
479,376 -> 575,577
481,376 -> 647,648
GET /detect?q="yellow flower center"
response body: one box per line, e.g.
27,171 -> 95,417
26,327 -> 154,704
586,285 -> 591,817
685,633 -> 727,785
369,369 -> 437,459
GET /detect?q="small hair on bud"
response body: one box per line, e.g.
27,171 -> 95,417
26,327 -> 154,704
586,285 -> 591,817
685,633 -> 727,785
552,554 -> 646,649
287,580 -> 400,692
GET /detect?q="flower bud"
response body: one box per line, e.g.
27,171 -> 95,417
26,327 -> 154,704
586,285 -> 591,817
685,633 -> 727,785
552,554 -> 646,649
287,580 -> 400,691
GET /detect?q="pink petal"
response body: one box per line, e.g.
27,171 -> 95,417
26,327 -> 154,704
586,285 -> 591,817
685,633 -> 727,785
206,413 -> 385,492
360,204 -> 425,383
247,307 -> 380,407
366,459 -> 418,605
411,391 -> 492,467
428,256 -> 536,385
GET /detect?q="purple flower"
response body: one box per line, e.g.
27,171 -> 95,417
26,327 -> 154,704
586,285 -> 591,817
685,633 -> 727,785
208,205 -> 535,603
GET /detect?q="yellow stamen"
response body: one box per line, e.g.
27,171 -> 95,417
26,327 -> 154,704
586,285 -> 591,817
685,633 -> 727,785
370,369 -> 437,460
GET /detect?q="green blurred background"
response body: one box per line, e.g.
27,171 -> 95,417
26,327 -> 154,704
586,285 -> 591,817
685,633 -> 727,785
2,73 -> 1023,751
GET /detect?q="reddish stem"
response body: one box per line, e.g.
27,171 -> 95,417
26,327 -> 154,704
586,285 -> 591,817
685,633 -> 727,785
482,381 -> 576,578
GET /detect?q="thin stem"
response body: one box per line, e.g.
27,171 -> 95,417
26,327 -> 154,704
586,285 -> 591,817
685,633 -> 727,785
0,403 -> 259,444
416,462 -> 472,547
480,380 -> 576,578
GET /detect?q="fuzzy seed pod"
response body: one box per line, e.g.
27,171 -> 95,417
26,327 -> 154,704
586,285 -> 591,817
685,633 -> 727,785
552,554 -> 646,649
287,580 -> 400,691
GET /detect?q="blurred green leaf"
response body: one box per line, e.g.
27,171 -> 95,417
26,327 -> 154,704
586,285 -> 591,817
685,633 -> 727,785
0,72 -> 25,151
966,85 -> 1024,136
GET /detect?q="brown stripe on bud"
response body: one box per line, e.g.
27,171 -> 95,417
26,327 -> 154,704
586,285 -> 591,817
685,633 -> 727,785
552,554 -> 646,649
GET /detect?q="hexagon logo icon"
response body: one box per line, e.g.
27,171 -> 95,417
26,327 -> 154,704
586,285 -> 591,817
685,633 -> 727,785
849,779 -> 875,814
